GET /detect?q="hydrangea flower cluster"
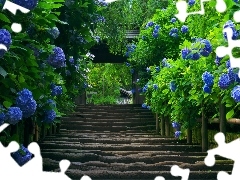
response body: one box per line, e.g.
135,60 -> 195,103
153,84 -> 158,90
155,66 -> 160,72
48,27 -> 60,39
142,84 -> 148,93
96,0 -> 108,6
152,25 -> 160,38
215,56 -> 223,66
175,131 -> 181,138
125,44 -> 136,57
16,89 -> 37,118
162,58 -> 171,67
170,81 -> 177,92
223,20 -> 239,40
0,29 -> 12,58
188,0 -> 195,6
231,86 -> 240,102
12,0 -> 38,10
43,110 -> 56,123
142,103 -> 147,108
218,73 -> 231,89
181,25 -> 188,33
226,60 -> 230,68
51,84 -> 63,96
145,21 -> 154,28
202,71 -> 214,94
11,144 -> 32,166
169,28 -> 178,37
172,122 -> 181,131
6,107 -> 22,125
181,38 -> 212,60
0,112 -> 5,125
47,47 -> 66,68
170,18 -> 176,23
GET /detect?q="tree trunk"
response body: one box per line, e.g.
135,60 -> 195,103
156,113 -> 159,134
165,116 -> 170,136
201,108 -> 208,152
219,102 -> 226,135
187,128 -> 192,144
161,115 -> 165,136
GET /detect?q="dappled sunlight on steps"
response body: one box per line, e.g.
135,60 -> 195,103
38,104 -> 232,180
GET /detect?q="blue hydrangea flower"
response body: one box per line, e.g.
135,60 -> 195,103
191,51 -> 200,60
131,89 -> 135,94
142,103 -> 147,108
155,66 -> 160,72
170,18 -> 176,23
199,39 -> 212,57
170,81 -> 177,92
11,144 -> 32,166
181,48 -> 192,60
48,27 -> 60,39
223,20 -> 238,40
51,85 -> 63,96
0,112 -> 5,125
153,84 -> 158,90
218,74 -> 231,89
235,73 -> 240,83
126,62 -> 130,67
12,0 -> 38,10
203,84 -> 212,94
169,28 -> 178,37
215,56 -> 222,66
142,85 -> 148,93
147,106 -> 151,110
181,25 -> 188,33
188,0 -> 195,6
202,71 -> 214,87
0,29 -> 12,58
16,89 -> 37,118
152,25 -> 160,38
47,47 -> 66,68
162,58 -> 170,67
43,110 -> 56,123
175,131 -> 181,138
226,60 -> 231,68
6,107 -> 22,125
231,86 -> 240,102
146,21 -> 154,28
172,122 -> 181,130
228,68 -> 235,83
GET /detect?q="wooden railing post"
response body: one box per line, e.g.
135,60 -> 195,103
161,115 -> 165,136
156,113 -> 159,134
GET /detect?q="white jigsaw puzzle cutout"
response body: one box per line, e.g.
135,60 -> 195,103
175,0 -> 240,22
0,123 -> 92,180
216,26 -> 240,78
154,165 -> 190,180
204,132 -> 240,180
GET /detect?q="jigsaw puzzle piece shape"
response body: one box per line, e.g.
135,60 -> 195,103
20,142 -> 43,173
171,165 -> 190,180
215,0 -> 227,13
80,175 -> 92,180
3,0 -> 30,14
154,176 -> 165,180
216,27 -> 240,78
175,0 -> 188,22
0,123 -> 10,133
234,10 -> 240,23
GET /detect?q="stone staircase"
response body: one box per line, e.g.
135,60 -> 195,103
39,104 -> 233,180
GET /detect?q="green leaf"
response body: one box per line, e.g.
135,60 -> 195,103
0,66 -> 8,78
0,13 -> 11,23
3,101 -> 12,108
226,109 -> 234,120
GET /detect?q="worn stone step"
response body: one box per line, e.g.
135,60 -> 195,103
42,137 -> 187,144
39,143 -> 201,152
64,169 -> 223,180
58,129 -> 157,134
59,125 -> 156,131
60,121 -> 156,126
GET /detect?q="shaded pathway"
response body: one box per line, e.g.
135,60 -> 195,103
39,105 -> 232,180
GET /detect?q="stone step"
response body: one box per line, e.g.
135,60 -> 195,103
61,117 -> 155,122
42,158 -> 233,173
60,121 -> 156,126
64,169 -> 223,180
59,125 -> 156,131
58,129 -> 157,134
42,137 -> 187,144
40,152 -> 230,164
39,143 -> 202,152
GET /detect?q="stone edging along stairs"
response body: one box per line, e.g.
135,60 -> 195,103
38,104 -> 233,180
